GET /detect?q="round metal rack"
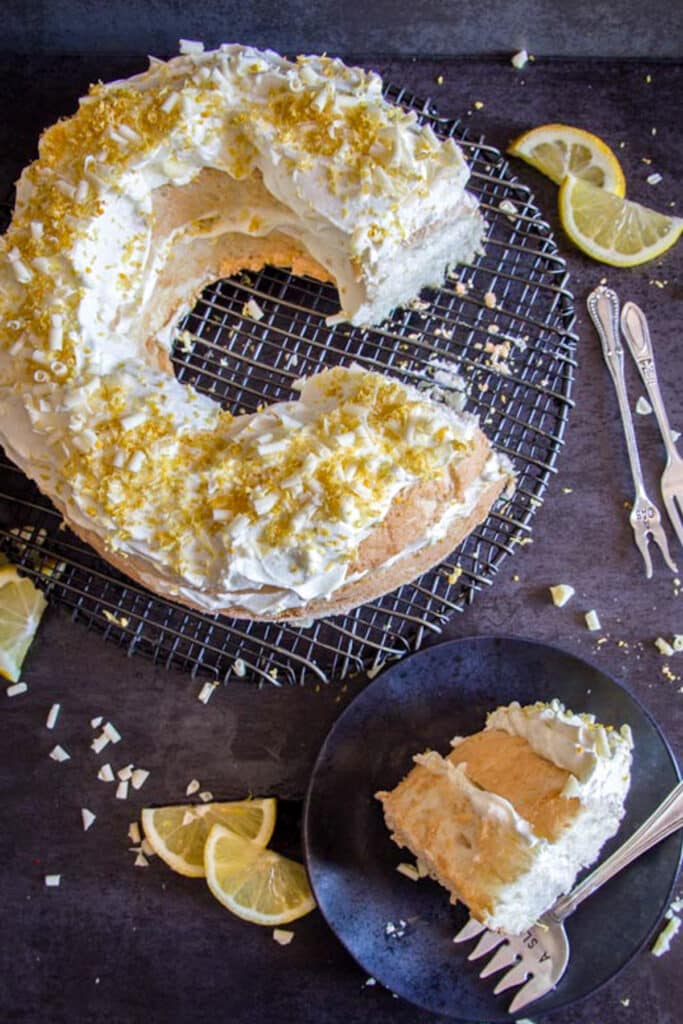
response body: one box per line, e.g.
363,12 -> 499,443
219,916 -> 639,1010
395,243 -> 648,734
0,82 -> 577,686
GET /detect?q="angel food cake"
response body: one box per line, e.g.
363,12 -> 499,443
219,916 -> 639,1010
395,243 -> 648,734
376,700 -> 633,935
0,44 -> 507,620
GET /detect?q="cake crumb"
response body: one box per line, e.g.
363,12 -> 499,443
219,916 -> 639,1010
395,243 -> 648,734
483,290 -> 497,309
6,681 -> 28,697
197,681 -> 217,704
242,298 -> 264,321
396,862 -> 421,881
367,660 -> 385,680
46,703 -> 61,729
81,808 -> 96,832
652,914 -> 681,956
655,637 -> 675,657
550,584 -> 575,607
176,329 -> 193,353
498,198 -> 518,219
102,610 -> 129,628
273,928 -> 295,945
98,763 -> 115,782
131,768 -> 150,790
511,49 -> 529,69
635,396 -> 653,416
585,610 -> 601,632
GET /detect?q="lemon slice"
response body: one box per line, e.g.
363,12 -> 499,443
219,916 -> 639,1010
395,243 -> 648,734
141,798 -> 277,878
204,823 -> 316,925
0,564 -> 47,682
559,175 -> 683,267
509,124 -> 626,195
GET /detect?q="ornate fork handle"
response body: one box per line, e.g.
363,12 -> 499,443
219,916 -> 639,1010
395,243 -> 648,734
621,301 -> 680,464
588,287 -> 648,500
551,780 -> 683,923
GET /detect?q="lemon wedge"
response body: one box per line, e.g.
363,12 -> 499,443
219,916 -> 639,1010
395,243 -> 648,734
204,823 -> 316,925
559,175 -> 683,267
141,798 -> 277,878
0,564 -> 47,682
509,124 -> 626,195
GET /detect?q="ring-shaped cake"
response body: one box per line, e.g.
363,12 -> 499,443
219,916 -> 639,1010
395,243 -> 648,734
0,44 -> 511,619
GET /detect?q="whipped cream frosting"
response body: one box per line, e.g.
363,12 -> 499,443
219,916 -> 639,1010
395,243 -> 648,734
0,44 -> 497,615
484,699 -> 634,799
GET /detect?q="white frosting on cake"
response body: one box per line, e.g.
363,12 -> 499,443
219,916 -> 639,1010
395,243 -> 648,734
471,700 -> 633,933
0,44 -> 496,616
485,698 -> 634,793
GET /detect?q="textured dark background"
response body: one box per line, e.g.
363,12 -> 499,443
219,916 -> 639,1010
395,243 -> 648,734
2,0 -> 683,57
0,33 -> 682,1024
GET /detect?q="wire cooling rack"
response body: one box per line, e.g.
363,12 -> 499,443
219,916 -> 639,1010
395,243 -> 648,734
0,82 -> 577,686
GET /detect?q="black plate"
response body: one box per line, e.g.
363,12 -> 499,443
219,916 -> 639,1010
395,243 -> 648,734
303,636 -> 682,1020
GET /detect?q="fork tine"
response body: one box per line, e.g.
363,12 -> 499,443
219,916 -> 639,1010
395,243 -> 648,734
467,930 -> 506,961
492,959 -> 532,995
650,522 -> 678,573
663,492 -> 683,548
632,526 -> 653,578
453,917 -> 487,943
507,973 -> 551,1014
478,941 -> 518,978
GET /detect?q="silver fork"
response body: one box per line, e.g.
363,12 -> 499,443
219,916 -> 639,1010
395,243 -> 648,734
454,780 -> 683,1014
620,300 -> 683,550
587,286 -> 677,577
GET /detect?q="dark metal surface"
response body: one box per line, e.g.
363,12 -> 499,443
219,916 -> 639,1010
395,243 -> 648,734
0,54 -> 681,1024
2,0 -> 683,58
0,81 -> 576,686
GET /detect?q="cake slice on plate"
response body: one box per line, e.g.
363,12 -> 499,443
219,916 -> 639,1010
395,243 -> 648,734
376,700 -> 633,935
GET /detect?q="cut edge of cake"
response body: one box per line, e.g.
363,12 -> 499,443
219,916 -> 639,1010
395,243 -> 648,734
376,699 -> 634,935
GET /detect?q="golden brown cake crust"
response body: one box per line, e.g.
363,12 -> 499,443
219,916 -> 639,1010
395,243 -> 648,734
448,731 -> 580,842
376,729 -> 581,925
377,754 -> 536,922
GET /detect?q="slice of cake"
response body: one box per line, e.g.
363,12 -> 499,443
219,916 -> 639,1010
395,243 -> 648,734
376,700 -> 633,935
